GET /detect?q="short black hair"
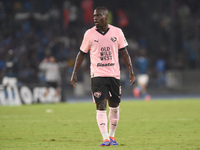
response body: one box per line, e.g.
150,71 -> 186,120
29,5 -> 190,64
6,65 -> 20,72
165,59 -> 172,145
95,6 -> 108,14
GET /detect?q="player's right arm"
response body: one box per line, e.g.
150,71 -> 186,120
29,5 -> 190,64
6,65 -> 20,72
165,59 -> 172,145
70,51 -> 86,88
71,29 -> 90,88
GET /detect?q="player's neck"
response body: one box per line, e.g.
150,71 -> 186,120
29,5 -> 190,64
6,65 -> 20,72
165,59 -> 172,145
98,24 -> 108,33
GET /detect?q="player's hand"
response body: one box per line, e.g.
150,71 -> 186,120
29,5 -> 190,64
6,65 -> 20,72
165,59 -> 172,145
70,73 -> 77,88
129,72 -> 135,86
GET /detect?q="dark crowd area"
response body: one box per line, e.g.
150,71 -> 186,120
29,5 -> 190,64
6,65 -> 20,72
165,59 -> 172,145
0,0 -> 200,87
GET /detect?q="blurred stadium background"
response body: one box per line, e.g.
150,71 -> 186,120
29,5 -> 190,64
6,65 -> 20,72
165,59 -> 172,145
0,0 -> 200,105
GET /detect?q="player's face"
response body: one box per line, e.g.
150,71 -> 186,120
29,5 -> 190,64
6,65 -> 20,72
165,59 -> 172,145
93,9 -> 108,29
49,56 -> 55,62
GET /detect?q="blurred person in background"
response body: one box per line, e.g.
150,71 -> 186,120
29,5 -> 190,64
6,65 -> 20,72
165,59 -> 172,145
70,6 -> 135,146
133,49 -> 151,101
39,56 -> 61,99
2,49 -> 18,88
1,49 -> 20,104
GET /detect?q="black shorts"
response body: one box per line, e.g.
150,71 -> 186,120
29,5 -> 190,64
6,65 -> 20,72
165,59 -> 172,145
46,82 -> 58,88
91,77 -> 121,103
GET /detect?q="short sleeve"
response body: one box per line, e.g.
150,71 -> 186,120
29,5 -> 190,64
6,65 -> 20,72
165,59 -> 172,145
118,29 -> 128,49
80,30 -> 91,53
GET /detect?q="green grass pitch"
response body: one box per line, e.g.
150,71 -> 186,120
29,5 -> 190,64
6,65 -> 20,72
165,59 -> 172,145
0,98 -> 200,150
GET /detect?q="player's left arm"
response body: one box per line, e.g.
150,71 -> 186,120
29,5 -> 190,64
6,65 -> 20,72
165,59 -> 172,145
120,47 -> 135,86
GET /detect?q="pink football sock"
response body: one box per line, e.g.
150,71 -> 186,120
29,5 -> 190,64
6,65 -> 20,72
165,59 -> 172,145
109,106 -> 119,137
96,110 -> 109,140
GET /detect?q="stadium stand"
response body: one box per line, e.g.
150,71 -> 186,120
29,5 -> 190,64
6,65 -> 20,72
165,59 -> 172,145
0,0 -> 200,101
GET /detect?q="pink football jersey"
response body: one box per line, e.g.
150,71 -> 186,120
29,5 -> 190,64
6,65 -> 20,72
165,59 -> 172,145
80,24 -> 128,79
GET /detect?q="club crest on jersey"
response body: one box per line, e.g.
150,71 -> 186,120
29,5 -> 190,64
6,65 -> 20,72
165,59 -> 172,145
110,37 -> 117,42
94,91 -> 102,98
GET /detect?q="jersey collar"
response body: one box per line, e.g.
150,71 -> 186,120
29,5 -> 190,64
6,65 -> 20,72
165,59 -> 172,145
96,27 -> 110,35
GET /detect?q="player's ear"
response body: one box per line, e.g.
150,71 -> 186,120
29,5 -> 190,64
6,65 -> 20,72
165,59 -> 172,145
105,14 -> 108,21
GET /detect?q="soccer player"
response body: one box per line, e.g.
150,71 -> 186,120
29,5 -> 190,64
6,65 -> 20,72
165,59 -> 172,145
133,49 -> 151,100
39,56 -> 61,99
70,6 -> 135,146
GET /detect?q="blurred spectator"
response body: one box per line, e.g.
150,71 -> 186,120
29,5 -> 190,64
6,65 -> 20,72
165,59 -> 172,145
0,0 -> 199,92
117,9 -> 128,28
81,0 -> 93,26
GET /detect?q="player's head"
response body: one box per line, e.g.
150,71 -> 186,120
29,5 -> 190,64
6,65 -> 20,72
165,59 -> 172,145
8,49 -> 15,59
49,56 -> 55,63
93,6 -> 108,28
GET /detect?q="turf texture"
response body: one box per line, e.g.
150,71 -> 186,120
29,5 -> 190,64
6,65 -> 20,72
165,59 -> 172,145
0,98 -> 200,150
